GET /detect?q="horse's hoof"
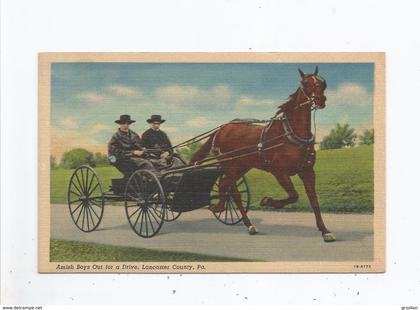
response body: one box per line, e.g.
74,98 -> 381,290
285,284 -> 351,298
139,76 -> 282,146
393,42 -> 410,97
248,225 -> 258,235
209,205 -> 225,213
323,232 -> 336,242
260,197 -> 272,207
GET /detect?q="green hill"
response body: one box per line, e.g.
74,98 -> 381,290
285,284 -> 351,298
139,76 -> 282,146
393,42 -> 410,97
246,145 -> 373,213
50,145 -> 373,213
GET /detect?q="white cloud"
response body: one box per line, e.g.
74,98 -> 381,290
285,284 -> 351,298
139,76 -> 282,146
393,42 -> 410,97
107,85 -> 143,97
171,134 -> 194,145
327,83 -> 372,106
91,123 -> 112,134
186,116 -> 213,128
59,117 -> 79,129
155,84 -> 233,106
51,122 -> 113,160
51,128 -> 106,161
76,85 -> 145,107
237,96 -> 275,106
78,91 -> 108,105
161,126 -> 178,134
337,114 -> 351,124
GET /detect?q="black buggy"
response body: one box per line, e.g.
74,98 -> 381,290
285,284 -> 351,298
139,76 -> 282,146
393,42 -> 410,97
67,159 -> 251,238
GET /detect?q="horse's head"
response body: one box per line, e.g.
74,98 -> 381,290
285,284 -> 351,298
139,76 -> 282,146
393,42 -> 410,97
298,66 -> 327,109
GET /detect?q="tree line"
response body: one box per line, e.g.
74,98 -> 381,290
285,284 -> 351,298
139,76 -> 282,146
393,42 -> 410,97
51,149 -> 109,170
320,123 -> 374,150
51,123 -> 373,169
50,144 -> 202,170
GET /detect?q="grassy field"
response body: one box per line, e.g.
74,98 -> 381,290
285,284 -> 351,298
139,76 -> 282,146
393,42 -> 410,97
51,145 -> 373,213
50,239 -> 251,262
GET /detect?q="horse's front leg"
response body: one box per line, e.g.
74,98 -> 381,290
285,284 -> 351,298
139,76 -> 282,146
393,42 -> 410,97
260,173 -> 299,208
298,167 -> 336,242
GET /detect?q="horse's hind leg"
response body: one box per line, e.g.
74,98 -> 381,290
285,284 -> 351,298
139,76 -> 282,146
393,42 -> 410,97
230,180 -> 257,235
210,174 -> 229,213
212,169 -> 257,235
260,173 -> 299,209
211,173 -> 244,213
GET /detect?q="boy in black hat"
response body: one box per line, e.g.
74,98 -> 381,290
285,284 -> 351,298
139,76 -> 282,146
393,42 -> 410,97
141,115 -> 183,168
108,114 -> 155,175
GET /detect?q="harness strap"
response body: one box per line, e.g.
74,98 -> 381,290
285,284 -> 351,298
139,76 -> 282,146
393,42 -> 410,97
278,113 -> 315,147
166,141 -> 286,174
257,119 -> 275,164
211,128 -> 222,154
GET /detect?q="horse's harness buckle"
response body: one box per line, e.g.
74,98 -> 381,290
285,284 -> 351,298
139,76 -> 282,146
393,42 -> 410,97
257,123 -> 272,165
301,146 -> 316,168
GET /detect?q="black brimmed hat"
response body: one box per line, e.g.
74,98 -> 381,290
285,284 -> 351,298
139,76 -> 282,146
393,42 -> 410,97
115,114 -> 136,124
147,115 -> 165,124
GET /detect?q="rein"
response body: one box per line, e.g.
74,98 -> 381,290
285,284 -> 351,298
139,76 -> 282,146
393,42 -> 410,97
181,87 -> 319,168
155,86 -> 320,170
267,86 -> 317,148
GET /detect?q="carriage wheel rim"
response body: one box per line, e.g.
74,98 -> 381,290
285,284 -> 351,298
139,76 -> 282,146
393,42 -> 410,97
67,165 -> 104,232
124,169 -> 167,238
163,192 -> 182,222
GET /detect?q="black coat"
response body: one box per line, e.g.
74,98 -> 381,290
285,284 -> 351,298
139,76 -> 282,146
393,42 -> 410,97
141,128 -> 173,157
108,129 -> 142,159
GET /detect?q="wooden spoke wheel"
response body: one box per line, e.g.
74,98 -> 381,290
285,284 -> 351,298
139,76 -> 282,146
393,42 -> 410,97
163,191 -> 182,222
67,165 -> 105,232
210,175 -> 251,225
124,169 -> 166,238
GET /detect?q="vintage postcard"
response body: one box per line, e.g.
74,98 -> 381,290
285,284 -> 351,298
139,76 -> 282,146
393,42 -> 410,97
38,52 -> 385,273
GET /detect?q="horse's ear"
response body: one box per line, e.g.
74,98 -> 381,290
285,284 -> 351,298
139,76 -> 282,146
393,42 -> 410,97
298,68 -> 305,79
314,66 -> 319,76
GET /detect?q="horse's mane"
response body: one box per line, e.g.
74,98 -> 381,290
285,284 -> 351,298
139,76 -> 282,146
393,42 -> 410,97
275,87 -> 300,116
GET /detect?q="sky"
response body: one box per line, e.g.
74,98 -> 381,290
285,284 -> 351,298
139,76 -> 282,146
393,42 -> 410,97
51,62 -> 374,160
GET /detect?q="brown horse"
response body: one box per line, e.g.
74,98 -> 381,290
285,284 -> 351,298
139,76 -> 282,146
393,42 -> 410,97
190,67 -> 335,242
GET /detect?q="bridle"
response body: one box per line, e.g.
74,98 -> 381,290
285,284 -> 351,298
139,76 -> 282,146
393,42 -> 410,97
171,75 -> 326,168
283,75 -> 327,113
292,86 -> 318,111
300,74 -> 327,111
265,78 -> 326,148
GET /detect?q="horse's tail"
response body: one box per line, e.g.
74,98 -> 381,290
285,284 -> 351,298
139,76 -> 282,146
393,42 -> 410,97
189,133 -> 215,164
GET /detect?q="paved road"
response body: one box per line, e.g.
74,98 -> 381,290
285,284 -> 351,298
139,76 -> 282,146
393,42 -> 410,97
51,204 -> 373,261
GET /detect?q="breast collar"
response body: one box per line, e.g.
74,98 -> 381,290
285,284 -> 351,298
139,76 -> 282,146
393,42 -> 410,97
277,113 -> 315,147
256,113 -> 314,165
